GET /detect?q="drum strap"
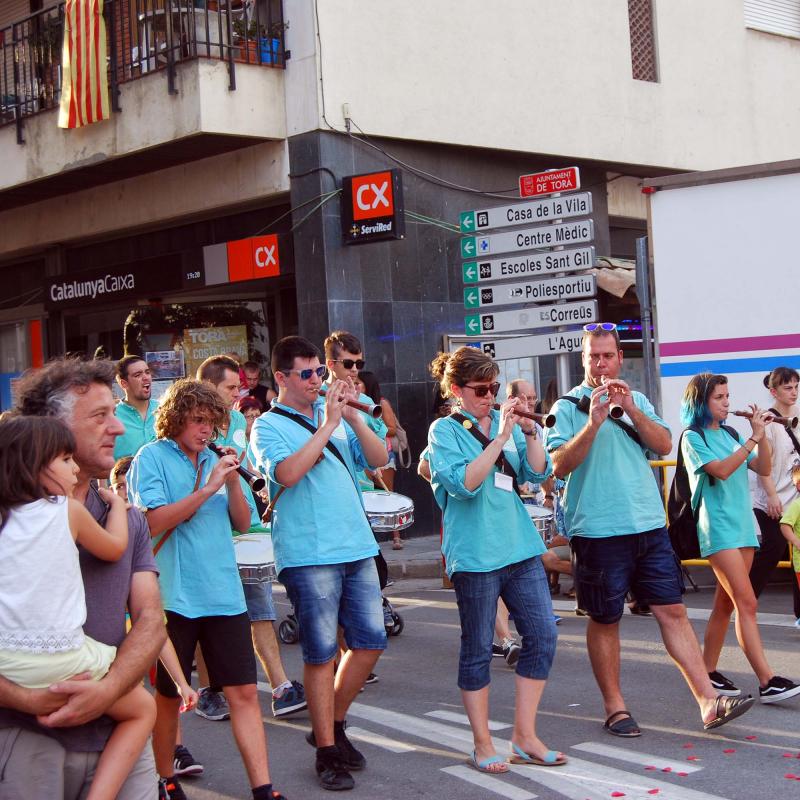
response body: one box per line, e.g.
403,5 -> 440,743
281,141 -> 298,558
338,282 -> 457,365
152,465 -> 204,557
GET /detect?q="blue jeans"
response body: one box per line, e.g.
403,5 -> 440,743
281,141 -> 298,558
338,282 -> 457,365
570,527 -> 685,624
242,580 -> 276,622
280,558 -> 387,665
451,556 -> 557,691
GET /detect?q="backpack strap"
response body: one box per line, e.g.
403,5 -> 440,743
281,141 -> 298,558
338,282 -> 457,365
769,407 -> 800,457
559,394 -> 644,449
450,412 -> 521,495
152,464 -> 204,557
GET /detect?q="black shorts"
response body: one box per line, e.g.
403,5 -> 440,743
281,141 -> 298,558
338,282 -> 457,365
156,610 -> 256,698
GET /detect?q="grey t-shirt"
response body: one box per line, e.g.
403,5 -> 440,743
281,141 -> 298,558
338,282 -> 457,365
0,484 -> 158,751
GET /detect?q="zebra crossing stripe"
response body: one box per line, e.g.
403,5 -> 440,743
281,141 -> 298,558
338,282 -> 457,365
343,726 -> 416,753
509,755 -> 731,800
426,709 -> 511,730
571,741 -> 702,773
441,765 -> 537,799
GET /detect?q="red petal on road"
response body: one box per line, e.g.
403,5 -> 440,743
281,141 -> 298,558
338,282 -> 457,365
745,735 -> 757,740
647,791 -> 659,795
644,766 -> 657,771
682,743 -> 694,749
784,774 -> 796,779
611,793 -> 626,798
783,754 -> 795,758
723,748 -> 736,754
687,756 -> 699,761
677,772 -> 688,777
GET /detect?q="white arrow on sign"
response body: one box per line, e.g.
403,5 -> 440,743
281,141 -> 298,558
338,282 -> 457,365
466,317 -> 480,334
473,274 -> 596,309
478,300 -> 597,334
477,219 -> 593,257
462,192 -> 592,233
476,331 -> 586,359
464,245 -> 595,284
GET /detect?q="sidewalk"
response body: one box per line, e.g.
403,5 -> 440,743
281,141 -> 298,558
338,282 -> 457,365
379,531 -> 798,619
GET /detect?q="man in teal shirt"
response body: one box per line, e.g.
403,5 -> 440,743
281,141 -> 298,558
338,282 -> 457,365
545,323 -> 754,735
323,331 -> 388,490
113,355 -> 159,460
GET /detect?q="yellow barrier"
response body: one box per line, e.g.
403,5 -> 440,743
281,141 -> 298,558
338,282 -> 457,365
650,459 -> 790,569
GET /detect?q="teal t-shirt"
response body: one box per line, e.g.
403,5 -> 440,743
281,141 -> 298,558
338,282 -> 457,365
682,427 -> 758,558
545,384 -> 668,538
113,398 -> 159,460
250,399 -> 379,573
128,439 -> 246,618
427,410 -> 551,576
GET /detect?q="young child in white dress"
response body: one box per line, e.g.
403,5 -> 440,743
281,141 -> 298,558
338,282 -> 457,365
0,415 -> 156,800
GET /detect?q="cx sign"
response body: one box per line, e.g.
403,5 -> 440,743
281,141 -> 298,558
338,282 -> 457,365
341,168 -> 405,245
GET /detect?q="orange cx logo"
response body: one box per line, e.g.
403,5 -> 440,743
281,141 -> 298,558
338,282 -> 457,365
351,171 -> 394,220
227,234 -> 280,283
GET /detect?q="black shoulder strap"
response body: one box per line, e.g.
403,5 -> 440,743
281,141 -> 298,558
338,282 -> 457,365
559,394 -> 644,449
769,407 -> 800,457
685,424 -> 716,487
450,412 -> 520,494
268,406 -> 352,476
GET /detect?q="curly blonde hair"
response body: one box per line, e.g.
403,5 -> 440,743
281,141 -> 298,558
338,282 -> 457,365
155,379 -> 226,440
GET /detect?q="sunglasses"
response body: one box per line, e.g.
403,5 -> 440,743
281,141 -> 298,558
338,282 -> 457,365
281,365 -> 328,380
462,382 -> 501,398
332,359 -> 365,370
583,322 -> 617,332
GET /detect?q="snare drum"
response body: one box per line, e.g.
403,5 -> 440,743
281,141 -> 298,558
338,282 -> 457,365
233,533 -> 277,584
525,505 -> 554,542
362,491 -> 414,533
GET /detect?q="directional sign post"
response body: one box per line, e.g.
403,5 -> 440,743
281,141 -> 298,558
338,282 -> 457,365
465,300 -> 598,336
459,192 -> 592,233
461,219 -> 593,260
465,275 -> 596,310
475,330 -> 585,360
462,245 -> 595,284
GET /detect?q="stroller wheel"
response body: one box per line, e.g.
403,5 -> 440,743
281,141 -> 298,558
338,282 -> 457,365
389,614 -> 404,636
279,618 -> 298,644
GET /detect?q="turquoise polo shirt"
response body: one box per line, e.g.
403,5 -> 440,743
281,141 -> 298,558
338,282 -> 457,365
128,438 -> 246,618
682,427 -> 758,558
113,398 -> 159,460
427,410 -> 551,577
545,384 -> 668,538
250,399 -> 378,573
216,409 -> 259,528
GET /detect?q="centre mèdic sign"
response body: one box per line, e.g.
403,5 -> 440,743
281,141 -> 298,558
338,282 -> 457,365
341,169 -> 405,245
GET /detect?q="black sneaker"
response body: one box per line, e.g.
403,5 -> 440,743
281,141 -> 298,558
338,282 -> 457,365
158,776 -> 188,800
759,675 -> 800,704
315,747 -> 355,791
364,673 -> 378,685
491,642 -> 504,657
503,641 -> 521,667
307,722 -> 366,771
708,670 -> 742,698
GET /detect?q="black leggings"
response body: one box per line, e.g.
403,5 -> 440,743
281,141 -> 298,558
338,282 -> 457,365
750,508 -> 800,617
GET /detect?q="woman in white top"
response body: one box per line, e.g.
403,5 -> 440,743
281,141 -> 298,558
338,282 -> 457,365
750,368 -> 800,614
0,415 -> 156,800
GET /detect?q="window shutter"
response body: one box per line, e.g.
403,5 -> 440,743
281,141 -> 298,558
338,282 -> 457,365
744,0 -> 800,39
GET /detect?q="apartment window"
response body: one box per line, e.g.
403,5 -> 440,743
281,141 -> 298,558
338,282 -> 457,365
744,0 -> 800,38
628,0 -> 658,82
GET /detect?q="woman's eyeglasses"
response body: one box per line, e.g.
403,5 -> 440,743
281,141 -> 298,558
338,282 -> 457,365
281,366 -> 328,380
583,322 -> 617,332
332,359 -> 365,370
462,382 -> 501,398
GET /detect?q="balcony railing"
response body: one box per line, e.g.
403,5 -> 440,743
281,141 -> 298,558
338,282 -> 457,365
1,0 -> 286,144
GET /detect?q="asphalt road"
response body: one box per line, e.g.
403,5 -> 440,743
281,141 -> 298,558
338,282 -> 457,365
175,579 -> 800,800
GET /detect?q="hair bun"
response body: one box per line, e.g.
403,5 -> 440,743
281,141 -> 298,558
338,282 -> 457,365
763,372 -> 771,389
429,352 -> 450,382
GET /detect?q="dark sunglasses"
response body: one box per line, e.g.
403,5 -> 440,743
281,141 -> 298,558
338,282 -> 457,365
462,382 -> 501,398
583,322 -> 617,332
332,359 -> 365,370
281,365 -> 328,380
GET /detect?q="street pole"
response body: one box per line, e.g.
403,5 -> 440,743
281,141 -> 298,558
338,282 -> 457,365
635,235 -> 656,406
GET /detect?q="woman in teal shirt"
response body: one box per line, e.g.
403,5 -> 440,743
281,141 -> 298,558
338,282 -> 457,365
681,372 -> 800,705
426,347 -> 565,774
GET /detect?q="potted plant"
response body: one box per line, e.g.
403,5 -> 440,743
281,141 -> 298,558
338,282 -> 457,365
258,20 -> 286,65
232,17 -> 285,64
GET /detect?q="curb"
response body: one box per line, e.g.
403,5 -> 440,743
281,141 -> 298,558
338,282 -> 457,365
387,559 -> 442,581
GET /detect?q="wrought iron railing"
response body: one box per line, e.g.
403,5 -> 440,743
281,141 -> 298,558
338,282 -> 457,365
1,0 -> 286,143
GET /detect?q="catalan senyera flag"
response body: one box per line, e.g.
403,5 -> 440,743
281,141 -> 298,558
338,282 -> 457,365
57,0 -> 110,129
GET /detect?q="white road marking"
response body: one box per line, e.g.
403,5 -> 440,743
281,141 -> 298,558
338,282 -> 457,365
343,726 -> 416,753
571,740 -> 702,773
441,765 -> 537,799
426,709 -> 511,730
510,755 -> 732,800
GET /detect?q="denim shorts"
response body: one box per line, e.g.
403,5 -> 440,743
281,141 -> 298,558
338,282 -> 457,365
280,557 -> 387,665
242,580 -> 276,622
450,557 -> 557,691
570,527 -> 685,624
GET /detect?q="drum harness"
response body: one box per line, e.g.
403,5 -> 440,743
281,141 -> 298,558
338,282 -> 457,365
152,466 -> 204,556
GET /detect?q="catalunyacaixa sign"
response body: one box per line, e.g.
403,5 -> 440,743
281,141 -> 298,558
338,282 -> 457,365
341,169 -> 405,245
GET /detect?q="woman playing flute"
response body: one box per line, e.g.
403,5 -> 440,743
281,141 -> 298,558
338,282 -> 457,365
426,347 -> 565,773
680,373 -> 800,704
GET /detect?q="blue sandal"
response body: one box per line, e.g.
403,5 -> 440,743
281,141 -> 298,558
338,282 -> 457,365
508,742 -> 567,767
468,750 -> 509,774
